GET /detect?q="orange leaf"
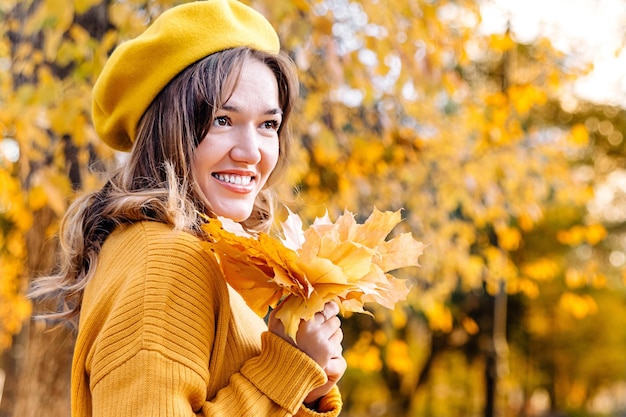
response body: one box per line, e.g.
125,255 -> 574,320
200,209 -> 424,341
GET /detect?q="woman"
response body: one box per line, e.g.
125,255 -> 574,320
30,1 -> 345,415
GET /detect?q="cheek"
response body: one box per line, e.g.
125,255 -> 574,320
265,141 -> 280,175
192,139 -> 216,173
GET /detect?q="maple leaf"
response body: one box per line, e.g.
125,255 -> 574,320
201,208 -> 424,341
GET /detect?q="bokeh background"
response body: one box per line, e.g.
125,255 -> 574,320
1,0 -> 626,416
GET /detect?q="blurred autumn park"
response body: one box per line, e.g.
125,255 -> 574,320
1,0 -> 626,415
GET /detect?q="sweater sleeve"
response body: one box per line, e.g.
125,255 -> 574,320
81,222 -> 342,417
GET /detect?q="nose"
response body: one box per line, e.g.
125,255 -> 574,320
229,124 -> 262,164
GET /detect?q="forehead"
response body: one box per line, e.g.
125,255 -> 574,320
221,59 -> 280,108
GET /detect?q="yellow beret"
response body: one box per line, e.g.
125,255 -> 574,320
92,0 -> 280,151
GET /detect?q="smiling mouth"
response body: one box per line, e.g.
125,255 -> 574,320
212,173 -> 254,186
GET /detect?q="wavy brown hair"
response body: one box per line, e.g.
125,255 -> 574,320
29,47 -> 299,324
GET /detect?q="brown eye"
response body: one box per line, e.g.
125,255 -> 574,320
262,120 -> 280,130
213,116 -> 229,127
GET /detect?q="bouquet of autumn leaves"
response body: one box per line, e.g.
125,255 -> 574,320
201,208 -> 424,340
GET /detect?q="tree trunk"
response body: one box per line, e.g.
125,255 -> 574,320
484,282 -> 509,417
1,207 -> 74,417
11,319 -> 75,417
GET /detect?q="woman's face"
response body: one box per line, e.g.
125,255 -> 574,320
192,58 -> 282,222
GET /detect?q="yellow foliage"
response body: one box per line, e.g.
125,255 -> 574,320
461,316 -> 479,335
518,210 -> 537,232
390,308 -> 407,329
348,345 -> 383,373
521,258 -> 560,281
373,329 -> 387,346
24,0 -> 74,35
496,225 -> 521,251
558,224 -> 607,247
108,2 -> 150,37
0,158 -> 33,351
484,246 -> 519,284
202,209 -> 423,339
43,24 -> 65,62
568,123 -> 589,146
557,225 -> 587,246
28,185 -> 48,211
526,309 -> 551,336
518,278 -> 539,299
508,84 -> 547,115
311,14 -> 333,36
5,231 -> 25,258
590,272 -> 606,289
558,292 -> 598,319
34,66 -> 57,104
345,332 -> 383,372
424,301 -> 453,333
73,0 -> 101,14
585,223 -> 607,245
36,169 -> 72,216
458,255 -> 484,290
312,129 -> 341,165
385,339 -> 412,374
489,33 -> 515,52
565,268 -> 587,289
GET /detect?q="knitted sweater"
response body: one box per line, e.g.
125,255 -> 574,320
71,221 -> 343,416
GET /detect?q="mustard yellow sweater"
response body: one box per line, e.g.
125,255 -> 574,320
72,221 -> 342,416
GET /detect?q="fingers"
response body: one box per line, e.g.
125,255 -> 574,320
269,300 -> 344,373
323,301 -> 340,319
324,355 -> 347,383
303,355 -> 347,405
314,301 -> 340,324
329,324 -> 343,346
313,311 -> 325,324
308,315 -> 341,342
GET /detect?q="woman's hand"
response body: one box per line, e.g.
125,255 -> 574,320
268,301 -> 347,405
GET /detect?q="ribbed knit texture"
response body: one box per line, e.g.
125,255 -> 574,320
71,221 -> 342,416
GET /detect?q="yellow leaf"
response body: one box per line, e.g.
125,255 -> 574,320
315,240 -> 374,280
25,0 -> 74,35
201,208 -> 423,341
585,224 -> 607,245
28,185 -> 48,211
38,170 -> 71,216
518,278 -> 539,299
462,317 -> 479,335
203,217 -> 310,311
557,225 -> 586,246
496,225 -> 521,251
73,0 -> 101,14
458,255 -> 484,289
386,339 -> 412,374
489,33 -> 515,52
375,232 -> 424,271
521,258 -> 560,281
424,301 -> 453,333
564,268 -> 586,289
559,292 -> 597,319
345,344 -> 382,372
348,208 -> 402,246
568,123 -> 589,146
312,129 -> 340,165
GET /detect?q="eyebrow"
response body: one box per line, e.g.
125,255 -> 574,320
220,105 -> 283,116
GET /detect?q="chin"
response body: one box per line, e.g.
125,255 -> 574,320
212,208 -> 254,223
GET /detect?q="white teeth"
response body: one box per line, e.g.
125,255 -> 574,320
214,173 -> 253,185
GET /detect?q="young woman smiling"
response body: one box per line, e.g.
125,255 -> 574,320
30,1 -> 345,416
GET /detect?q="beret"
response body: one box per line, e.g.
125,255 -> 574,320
92,0 -> 280,151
